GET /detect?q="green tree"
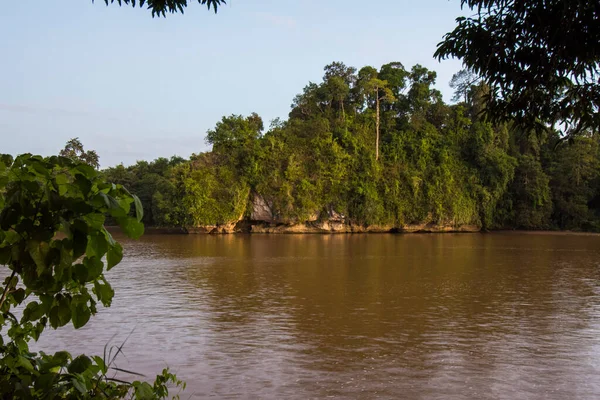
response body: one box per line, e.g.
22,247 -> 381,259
449,68 -> 478,103
549,135 -> 600,230
206,113 -> 263,184
95,60 -> 600,233
435,0 -> 600,138
0,154 -> 183,398
357,67 -> 396,161
59,138 -> 100,170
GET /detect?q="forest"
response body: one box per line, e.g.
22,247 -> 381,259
102,61 -> 600,232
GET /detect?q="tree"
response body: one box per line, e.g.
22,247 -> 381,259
406,64 -> 439,115
357,67 -> 395,161
0,154 -> 183,397
324,76 -> 350,121
59,138 -> 100,170
95,0 -> 225,17
206,113 -> 263,183
449,69 -> 479,103
435,0 -> 600,138
378,62 -> 409,100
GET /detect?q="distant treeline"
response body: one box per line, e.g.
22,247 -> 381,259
103,62 -> 600,231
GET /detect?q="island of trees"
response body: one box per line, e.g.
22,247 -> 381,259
1,0 -> 598,397
101,61 -> 600,233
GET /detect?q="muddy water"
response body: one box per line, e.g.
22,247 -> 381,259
37,233 -> 600,399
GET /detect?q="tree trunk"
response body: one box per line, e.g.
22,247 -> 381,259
375,91 -> 380,161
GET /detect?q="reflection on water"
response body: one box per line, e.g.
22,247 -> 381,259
36,233 -> 600,399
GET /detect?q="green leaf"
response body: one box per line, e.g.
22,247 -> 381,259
73,263 -> 88,284
23,301 -> 45,322
51,351 -> 71,367
74,174 -> 92,195
102,227 -> 116,246
31,161 -> 51,178
58,296 -> 72,327
72,230 -> 88,259
73,163 -> 96,178
106,242 -> 123,270
117,216 -> 144,239
71,377 -> 88,394
100,192 -> 128,217
17,355 -> 34,372
49,295 -> 71,328
86,231 -> 108,259
133,381 -> 155,399
94,281 -> 114,307
34,373 -> 58,393
12,288 -> 26,304
83,256 -> 104,281
91,355 -> 106,373
71,303 -> 91,329
56,244 -> 72,281
55,173 -> 70,195
133,194 -> 144,222
82,213 -> 105,230
27,240 -> 49,275
68,355 -> 92,374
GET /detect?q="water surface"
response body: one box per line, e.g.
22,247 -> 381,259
38,233 -> 600,399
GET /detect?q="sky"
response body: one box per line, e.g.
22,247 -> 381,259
0,0 -> 466,167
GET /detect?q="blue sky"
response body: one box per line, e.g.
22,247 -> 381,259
0,0 -> 466,167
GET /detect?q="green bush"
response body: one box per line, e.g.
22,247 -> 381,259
0,154 -> 184,399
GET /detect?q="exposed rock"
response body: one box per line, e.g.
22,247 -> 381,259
183,194 -> 480,234
251,194 -> 276,223
401,223 -> 479,233
327,207 -> 346,223
248,221 -> 478,234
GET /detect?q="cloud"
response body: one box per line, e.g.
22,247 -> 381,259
253,11 -> 297,29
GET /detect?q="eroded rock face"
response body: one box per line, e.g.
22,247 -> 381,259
251,194 -> 276,223
248,221 -> 479,234
185,194 -> 480,234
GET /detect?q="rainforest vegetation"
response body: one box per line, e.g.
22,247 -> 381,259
2,0 -> 598,398
102,61 -> 600,232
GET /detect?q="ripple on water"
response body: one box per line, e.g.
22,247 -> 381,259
29,233 -> 600,399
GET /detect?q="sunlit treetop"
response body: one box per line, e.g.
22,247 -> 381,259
95,0 -> 225,17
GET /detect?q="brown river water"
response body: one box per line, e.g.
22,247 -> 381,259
35,232 -> 600,399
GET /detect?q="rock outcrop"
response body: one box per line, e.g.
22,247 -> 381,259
183,193 -> 480,234
248,221 -> 479,234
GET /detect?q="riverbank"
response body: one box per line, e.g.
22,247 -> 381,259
490,230 -> 600,236
108,225 -> 600,235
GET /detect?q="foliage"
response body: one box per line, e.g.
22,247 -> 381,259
435,0 -> 600,139
0,154 -> 184,398
59,138 -> 100,170
99,61 -> 600,232
95,0 -> 225,17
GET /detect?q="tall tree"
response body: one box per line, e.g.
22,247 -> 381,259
59,137 -> 100,169
435,0 -> 600,139
449,69 -> 479,103
358,67 -> 395,161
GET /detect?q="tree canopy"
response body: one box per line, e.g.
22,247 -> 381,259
95,0 -> 225,17
103,61 -> 600,232
435,0 -> 600,139
59,138 -> 100,170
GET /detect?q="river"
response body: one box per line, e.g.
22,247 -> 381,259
36,232 -> 600,399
